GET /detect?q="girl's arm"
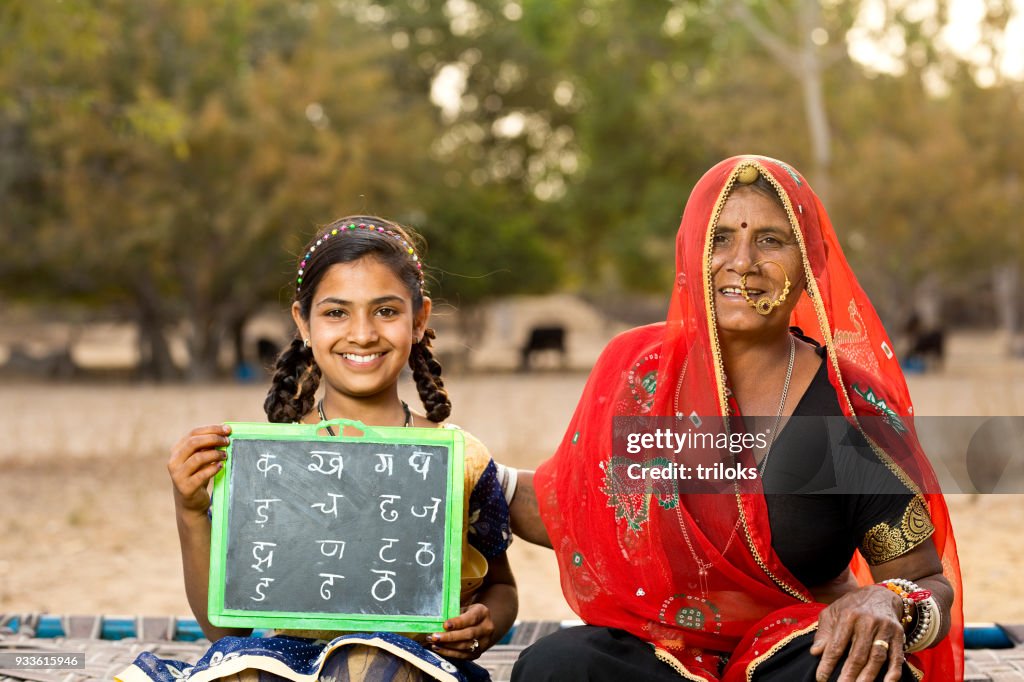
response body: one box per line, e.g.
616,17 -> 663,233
428,552 -> 518,660
169,425 -> 251,641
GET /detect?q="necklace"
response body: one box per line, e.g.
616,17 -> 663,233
317,398 -> 412,436
754,334 -> 796,476
670,334 -> 796,597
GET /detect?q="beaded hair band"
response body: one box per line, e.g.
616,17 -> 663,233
296,222 -> 423,293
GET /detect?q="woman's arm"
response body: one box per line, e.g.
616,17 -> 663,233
811,538 -> 952,682
509,471 -> 552,548
427,553 -> 518,660
169,425 -> 251,641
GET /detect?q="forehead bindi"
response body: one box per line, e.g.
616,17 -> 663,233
720,189 -> 791,234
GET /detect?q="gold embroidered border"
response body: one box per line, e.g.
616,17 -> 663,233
745,622 -> 818,682
860,495 -> 935,565
706,159 -> 810,603
652,646 -> 712,681
743,621 -> 923,681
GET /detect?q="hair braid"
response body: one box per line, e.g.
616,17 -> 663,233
409,328 -> 451,423
264,338 -> 322,423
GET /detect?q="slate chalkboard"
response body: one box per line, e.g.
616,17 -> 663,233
207,419 -> 465,632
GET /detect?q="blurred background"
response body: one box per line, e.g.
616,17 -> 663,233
2,0 -> 1024,623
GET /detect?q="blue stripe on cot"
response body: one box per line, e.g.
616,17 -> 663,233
4,616 -> 1016,649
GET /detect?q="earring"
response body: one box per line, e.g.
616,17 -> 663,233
303,338 -> 311,348
740,260 -> 791,316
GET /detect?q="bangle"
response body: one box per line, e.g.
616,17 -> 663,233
879,579 -> 940,652
493,462 -> 519,505
906,595 -> 942,652
877,581 -> 914,627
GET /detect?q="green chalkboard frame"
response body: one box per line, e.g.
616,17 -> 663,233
208,419 -> 465,632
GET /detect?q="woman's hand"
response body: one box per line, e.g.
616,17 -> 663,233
168,424 -> 230,516
427,603 -> 495,661
810,585 -> 906,682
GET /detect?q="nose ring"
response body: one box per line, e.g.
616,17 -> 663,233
739,260 -> 791,316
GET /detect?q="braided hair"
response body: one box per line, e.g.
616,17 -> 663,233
263,215 -> 452,424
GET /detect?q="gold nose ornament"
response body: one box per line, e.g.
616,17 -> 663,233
740,260 -> 791,316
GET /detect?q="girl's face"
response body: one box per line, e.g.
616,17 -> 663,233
292,257 -> 430,402
710,187 -> 805,336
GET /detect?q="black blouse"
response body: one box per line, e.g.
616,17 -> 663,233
759,351 -> 933,587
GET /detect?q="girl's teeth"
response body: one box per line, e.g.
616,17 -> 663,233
344,353 -> 380,363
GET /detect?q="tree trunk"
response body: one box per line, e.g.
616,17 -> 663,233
798,0 -> 832,203
186,307 -> 224,381
730,0 -> 834,202
132,274 -> 177,382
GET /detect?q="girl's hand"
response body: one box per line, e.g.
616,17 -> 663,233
168,424 -> 231,516
810,585 -> 907,682
427,603 -> 494,661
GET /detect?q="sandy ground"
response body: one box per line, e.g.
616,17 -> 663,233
2,331 -> 1024,624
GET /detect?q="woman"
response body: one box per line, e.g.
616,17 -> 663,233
508,156 -> 962,681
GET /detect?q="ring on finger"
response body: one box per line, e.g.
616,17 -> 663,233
872,639 -> 890,651
469,638 -> 479,652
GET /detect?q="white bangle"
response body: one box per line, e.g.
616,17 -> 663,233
493,462 -> 519,505
906,595 -> 942,652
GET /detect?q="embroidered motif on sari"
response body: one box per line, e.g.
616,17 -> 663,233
861,495 -> 936,565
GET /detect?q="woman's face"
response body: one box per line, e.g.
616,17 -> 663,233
292,257 -> 429,401
710,186 -> 805,336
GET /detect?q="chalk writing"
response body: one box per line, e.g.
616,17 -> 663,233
410,497 -> 442,524
379,538 -> 399,563
251,577 -> 274,602
257,453 -> 283,477
311,492 -> 345,517
409,451 -> 432,480
215,434 -> 460,627
375,453 -> 394,476
316,540 -> 346,560
378,494 -> 401,522
371,569 -> 397,602
318,573 -> 346,600
251,541 -> 277,572
253,498 -> 281,527
308,451 -> 344,478
416,542 -> 436,567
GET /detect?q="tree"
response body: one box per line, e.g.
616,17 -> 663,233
1,0 -> 440,378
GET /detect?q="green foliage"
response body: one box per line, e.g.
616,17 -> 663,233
3,0 -> 1024,375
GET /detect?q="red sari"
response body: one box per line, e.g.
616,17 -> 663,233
534,156 -> 963,680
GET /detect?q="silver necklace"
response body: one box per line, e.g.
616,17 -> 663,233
755,334 -> 796,476
670,334 -> 796,596
317,398 -> 412,436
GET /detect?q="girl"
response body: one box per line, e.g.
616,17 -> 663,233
119,216 -> 517,682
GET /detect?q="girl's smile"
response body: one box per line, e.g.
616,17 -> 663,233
294,258 -> 430,404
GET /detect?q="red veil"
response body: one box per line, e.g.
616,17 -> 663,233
534,156 -> 963,680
